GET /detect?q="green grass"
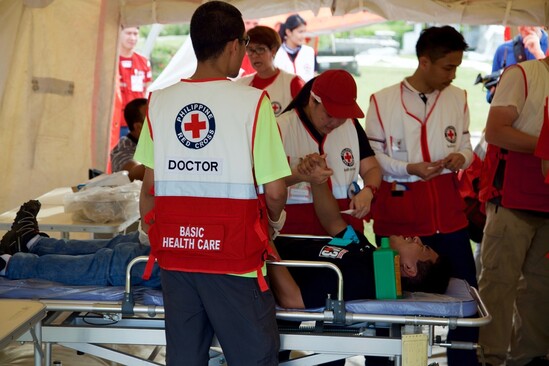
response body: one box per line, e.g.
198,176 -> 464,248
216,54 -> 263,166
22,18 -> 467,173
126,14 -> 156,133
354,61 -> 490,133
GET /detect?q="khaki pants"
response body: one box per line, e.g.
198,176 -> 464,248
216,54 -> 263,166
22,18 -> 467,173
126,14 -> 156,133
479,203 -> 549,366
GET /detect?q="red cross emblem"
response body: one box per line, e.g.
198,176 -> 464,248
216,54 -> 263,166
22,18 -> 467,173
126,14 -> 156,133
444,126 -> 457,144
343,151 -> 353,163
340,148 -> 354,167
272,102 -> 282,115
184,113 -> 207,139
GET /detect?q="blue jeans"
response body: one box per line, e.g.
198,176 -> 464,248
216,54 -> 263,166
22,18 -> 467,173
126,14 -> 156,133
6,232 -> 160,288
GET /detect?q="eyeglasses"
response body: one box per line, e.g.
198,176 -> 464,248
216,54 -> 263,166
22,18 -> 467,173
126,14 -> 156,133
239,35 -> 250,47
245,46 -> 268,56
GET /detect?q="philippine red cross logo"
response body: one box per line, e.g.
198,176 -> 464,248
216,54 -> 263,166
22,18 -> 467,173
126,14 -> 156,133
444,126 -> 457,144
340,148 -> 355,167
175,103 -> 216,149
272,101 -> 282,116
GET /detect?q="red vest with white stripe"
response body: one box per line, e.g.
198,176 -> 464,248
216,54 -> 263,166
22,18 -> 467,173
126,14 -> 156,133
479,62 -> 549,212
277,110 -> 363,235
146,79 -> 271,275
370,83 -> 469,236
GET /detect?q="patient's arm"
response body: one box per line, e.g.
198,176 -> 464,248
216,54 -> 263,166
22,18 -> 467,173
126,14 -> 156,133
267,242 -> 306,309
310,182 -> 348,237
268,263 -> 306,309
298,154 -> 348,236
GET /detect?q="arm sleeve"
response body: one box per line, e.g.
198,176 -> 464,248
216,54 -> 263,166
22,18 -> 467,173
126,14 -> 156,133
110,139 -> 136,172
290,76 -> 305,99
457,93 -> 474,169
354,120 -> 375,160
134,118 -> 154,169
491,65 -> 527,113
253,95 -> 291,185
365,95 -> 409,177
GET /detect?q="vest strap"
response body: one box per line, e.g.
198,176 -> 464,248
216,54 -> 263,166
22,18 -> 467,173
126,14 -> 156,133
256,268 -> 269,292
142,254 -> 156,280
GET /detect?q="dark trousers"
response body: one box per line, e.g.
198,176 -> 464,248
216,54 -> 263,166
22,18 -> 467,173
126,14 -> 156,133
162,270 -> 280,366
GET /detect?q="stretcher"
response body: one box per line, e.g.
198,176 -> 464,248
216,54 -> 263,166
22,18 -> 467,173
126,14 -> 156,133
0,255 -> 491,366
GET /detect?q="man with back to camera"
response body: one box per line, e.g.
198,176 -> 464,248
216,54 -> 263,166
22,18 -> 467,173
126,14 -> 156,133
478,53 -> 549,366
134,2 -> 290,365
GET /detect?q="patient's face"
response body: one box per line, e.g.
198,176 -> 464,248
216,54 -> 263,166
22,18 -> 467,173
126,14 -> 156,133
389,236 -> 438,264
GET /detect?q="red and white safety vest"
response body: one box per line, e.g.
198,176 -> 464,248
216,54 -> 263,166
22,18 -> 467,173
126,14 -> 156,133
274,45 -> 316,82
479,61 -> 549,212
277,110 -> 363,235
237,69 -> 297,116
369,82 -> 470,236
145,79 -> 271,279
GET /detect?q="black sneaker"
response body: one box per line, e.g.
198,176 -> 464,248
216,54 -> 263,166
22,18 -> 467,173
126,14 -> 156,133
0,200 -> 42,255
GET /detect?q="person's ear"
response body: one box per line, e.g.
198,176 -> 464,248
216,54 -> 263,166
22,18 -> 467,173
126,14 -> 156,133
400,262 -> 417,278
418,55 -> 430,70
285,28 -> 292,39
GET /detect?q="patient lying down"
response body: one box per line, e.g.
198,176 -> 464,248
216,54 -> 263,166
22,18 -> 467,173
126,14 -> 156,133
0,201 -> 450,309
269,234 -> 451,309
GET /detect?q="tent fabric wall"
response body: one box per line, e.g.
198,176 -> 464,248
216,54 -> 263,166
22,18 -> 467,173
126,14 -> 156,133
334,0 -> 549,26
119,0 -> 330,26
0,0 -> 119,213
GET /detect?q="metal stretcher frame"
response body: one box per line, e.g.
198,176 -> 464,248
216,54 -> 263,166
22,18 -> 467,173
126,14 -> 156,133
13,256 -> 491,366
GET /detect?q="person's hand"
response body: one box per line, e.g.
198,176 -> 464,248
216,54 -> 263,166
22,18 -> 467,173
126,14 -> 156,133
297,153 -> 333,184
407,161 -> 444,181
442,153 -> 466,172
523,32 -> 544,57
297,153 -> 326,174
349,189 -> 373,219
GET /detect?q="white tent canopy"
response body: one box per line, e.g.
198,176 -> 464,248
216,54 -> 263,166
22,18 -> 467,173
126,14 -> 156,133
0,0 -> 547,213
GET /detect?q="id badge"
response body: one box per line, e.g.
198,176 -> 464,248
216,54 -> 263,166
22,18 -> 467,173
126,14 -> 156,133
391,137 -> 407,161
289,183 -> 311,202
131,74 -> 144,92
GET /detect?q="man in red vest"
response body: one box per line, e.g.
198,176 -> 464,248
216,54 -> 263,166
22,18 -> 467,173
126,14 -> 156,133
478,55 -> 549,366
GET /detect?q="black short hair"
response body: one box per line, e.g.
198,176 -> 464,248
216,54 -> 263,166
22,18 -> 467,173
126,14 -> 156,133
416,26 -> 468,62
401,255 -> 452,294
190,1 -> 245,62
278,14 -> 307,41
124,98 -> 147,132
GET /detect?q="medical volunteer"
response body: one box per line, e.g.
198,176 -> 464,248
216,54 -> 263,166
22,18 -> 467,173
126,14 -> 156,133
276,69 -> 381,237
365,26 -> 477,366
134,2 -> 290,365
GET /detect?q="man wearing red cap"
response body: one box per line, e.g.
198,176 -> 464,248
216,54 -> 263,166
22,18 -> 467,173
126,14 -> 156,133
275,69 -> 381,241
365,26 -> 477,366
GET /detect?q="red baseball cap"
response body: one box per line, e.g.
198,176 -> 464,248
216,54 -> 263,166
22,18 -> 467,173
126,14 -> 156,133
311,69 -> 364,119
